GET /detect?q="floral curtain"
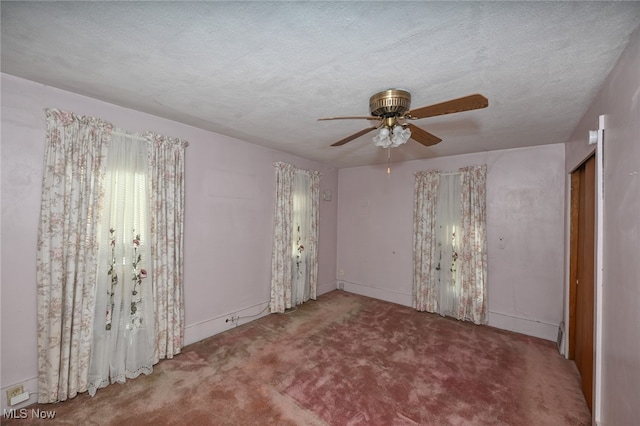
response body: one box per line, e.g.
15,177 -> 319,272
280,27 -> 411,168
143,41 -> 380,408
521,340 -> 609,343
413,166 -> 487,324
270,162 -> 296,313
37,110 -> 188,402
36,109 -> 112,403
146,132 -> 188,361
307,170 -> 320,300
270,162 -> 320,313
413,171 -> 440,312
458,165 -> 488,324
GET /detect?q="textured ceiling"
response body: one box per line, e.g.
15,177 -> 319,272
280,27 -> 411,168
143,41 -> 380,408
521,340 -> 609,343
2,1 -> 639,168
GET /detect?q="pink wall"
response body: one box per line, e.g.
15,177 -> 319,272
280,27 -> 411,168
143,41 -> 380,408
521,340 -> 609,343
564,27 -> 640,424
336,144 -> 566,340
3,25 -> 637,420
0,74 -> 338,403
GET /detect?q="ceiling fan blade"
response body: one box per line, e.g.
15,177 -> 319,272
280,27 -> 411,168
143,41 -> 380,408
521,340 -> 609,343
331,126 -> 378,146
408,124 -> 442,147
408,94 -> 488,120
318,116 -> 379,121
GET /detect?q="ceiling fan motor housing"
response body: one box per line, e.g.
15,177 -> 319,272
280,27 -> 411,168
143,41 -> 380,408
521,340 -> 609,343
369,89 -> 411,117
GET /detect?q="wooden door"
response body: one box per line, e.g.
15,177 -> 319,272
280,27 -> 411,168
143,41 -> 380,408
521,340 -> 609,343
569,154 -> 595,412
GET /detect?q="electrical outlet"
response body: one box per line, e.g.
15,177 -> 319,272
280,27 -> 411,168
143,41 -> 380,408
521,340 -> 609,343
225,314 -> 239,325
6,385 -> 23,406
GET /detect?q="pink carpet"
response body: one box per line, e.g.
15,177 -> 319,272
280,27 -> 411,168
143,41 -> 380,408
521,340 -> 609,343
4,291 -> 590,425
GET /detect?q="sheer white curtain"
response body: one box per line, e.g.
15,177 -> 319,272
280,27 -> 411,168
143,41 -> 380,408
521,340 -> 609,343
292,170 -> 311,305
435,174 -> 462,317
88,132 -> 155,395
270,163 -> 320,313
413,166 -> 487,324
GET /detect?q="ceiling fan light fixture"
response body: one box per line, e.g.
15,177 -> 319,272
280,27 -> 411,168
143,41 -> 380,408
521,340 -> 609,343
391,125 -> 411,147
373,127 -> 391,148
372,125 -> 411,148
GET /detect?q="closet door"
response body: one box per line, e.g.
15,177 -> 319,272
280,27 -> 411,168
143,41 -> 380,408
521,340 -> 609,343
569,154 -> 595,413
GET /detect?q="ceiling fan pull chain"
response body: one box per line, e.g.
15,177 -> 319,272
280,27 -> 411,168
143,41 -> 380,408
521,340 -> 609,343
387,147 -> 392,175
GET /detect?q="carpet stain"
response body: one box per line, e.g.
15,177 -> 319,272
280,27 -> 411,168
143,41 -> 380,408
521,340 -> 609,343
5,291 -> 590,425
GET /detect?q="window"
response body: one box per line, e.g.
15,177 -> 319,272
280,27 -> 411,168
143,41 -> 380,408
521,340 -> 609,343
88,133 -> 154,395
434,173 -> 462,317
292,170 -> 312,306
37,110 -> 187,403
270,162 -> 320,313
413,166 -> 487,324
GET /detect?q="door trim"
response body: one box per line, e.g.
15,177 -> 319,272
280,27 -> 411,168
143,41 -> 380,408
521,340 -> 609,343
565,115 -> 605,420
594,117 -> 605,422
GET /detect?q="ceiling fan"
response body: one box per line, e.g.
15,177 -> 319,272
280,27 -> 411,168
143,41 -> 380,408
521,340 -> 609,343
318,89 -> 488,148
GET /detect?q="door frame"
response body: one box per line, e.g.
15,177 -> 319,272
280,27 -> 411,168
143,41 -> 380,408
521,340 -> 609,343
564,115 -> 605,420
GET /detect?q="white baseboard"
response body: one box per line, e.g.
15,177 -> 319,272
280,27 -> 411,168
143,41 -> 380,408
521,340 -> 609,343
488,311 -> 559,342
337,280 -> 412,307
184,300 -> 270,346
185,281 -> 340,347
1,376 -> 39,413
317,280 -> 336,296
